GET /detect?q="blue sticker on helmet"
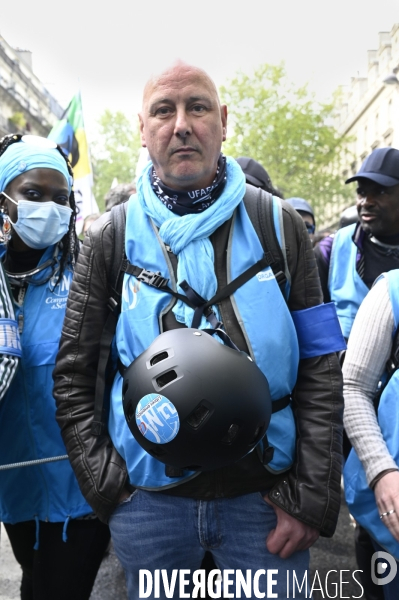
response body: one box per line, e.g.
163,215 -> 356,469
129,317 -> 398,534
135,393 -> 180,444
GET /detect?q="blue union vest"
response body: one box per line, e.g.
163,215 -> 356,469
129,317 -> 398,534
0,245 -> 93,524
109,195 -> 345,489
344,269 -> 399,559
328,224 -> 369,339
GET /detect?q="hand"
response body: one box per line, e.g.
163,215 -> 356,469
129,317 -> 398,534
264,495 -> 319,559
374,471 -> 399,541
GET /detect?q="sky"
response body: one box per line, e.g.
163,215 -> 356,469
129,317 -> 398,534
0,0 -> 398,141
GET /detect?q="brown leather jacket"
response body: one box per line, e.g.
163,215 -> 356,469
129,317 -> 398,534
53,199 -> 343,534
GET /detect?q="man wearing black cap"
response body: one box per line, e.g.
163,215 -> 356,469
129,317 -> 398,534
315,147 -> 399,337
315,146 -> 399,600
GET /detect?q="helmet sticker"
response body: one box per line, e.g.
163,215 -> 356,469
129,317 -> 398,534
135,393 -> 180,444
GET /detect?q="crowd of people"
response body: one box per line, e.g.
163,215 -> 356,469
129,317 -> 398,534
0,60 -> 398,600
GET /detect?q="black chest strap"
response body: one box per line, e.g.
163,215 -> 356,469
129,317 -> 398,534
120,252 -> 271,330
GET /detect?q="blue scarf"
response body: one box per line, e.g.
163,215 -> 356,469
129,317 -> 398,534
136,157 -> 246,328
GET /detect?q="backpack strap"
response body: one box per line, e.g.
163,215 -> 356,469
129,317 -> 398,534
373,324 -> 399,412
370,274 -> 399,412
243,184 -> 289,300
91,202 -> 128,436
387,326 -> 399,378
108,202 -> 129,313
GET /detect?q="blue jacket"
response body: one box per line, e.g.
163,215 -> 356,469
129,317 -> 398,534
109,196 -> 345,489
0,244 -> 93,524
344,269 -> 399,559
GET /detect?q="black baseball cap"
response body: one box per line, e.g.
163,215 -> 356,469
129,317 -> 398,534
236,157 -> 273,191
345,147 -> 399,187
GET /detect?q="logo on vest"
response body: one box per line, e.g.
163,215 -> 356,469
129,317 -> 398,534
136,393 -> 179,444
122,277 -> 141,311
256,269 -> 275,282
46,271 -> 72,309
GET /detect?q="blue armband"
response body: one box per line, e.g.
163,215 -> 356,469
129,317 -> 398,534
291,303 -> 346,359
0,318 -> 22,358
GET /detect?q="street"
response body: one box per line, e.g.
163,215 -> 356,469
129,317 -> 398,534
0,491 -> 362,599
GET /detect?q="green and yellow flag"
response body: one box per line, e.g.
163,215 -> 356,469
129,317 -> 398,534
49,92 -> 98,233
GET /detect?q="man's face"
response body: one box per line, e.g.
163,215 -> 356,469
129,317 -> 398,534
356,178 -> 399,237
139,64 -> 227,191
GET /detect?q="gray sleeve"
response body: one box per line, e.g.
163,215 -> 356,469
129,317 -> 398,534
343,276 -> 399,485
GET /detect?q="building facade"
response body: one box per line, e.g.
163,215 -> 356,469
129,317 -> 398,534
327,23 -> 399,226
0,34 -> 64,139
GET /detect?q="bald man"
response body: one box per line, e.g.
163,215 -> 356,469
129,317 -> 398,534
53,62 -> 344,599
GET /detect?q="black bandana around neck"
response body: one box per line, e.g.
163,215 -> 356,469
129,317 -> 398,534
150,154 -> 227,216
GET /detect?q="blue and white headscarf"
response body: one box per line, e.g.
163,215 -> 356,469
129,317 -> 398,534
0,140 -> 72,193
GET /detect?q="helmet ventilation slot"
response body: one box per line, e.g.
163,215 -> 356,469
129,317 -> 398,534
221,423 -> 240,444
186,404 -> 211,429
151,351 -> 169,366
126,404 -> 135,423
149,447 -> 166,457
156,370 -> 177,388
250,424 -> 265,445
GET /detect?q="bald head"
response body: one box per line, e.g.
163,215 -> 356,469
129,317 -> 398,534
138,61 -> 227,191
142,61 -> 220,112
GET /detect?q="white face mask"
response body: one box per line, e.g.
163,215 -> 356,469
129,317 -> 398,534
2,193 -> 72,249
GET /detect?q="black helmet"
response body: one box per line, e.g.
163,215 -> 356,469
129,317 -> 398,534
122,328 -> 272,471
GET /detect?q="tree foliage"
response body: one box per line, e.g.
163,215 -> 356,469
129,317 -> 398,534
220,63 -> 352,225
91,110 -> 142,212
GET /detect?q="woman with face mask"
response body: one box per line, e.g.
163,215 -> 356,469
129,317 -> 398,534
0,134 -> 110,600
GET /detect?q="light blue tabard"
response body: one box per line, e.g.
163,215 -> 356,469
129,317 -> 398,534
0,245 -> 92,524
328,224 -> 369,339
109,195 -> 300,489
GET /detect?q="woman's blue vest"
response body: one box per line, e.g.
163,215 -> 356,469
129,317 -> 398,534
109,196 -> 345,490
0,245 -> 93,524
329,224 -> 368,339
344,269 -> 399,559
